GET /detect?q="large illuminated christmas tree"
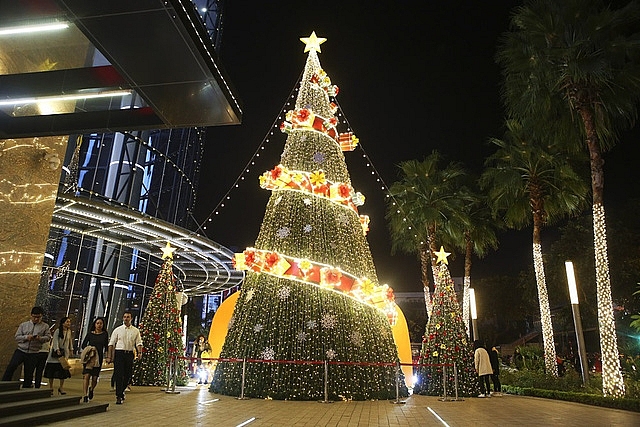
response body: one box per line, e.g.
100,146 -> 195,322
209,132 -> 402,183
414,247 -> 478,397
210,32 -> 405,400
132,243 -> 188,386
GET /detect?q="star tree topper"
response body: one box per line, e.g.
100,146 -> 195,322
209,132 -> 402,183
300,31 -> 326,53
434,246 -> 450,265
161,242 -> 176,259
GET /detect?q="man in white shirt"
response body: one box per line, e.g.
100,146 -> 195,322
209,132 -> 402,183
107,311 -> 142,404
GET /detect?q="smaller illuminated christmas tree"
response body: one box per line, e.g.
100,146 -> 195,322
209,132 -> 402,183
414,247 -> 479,397
132,243 -> 188,386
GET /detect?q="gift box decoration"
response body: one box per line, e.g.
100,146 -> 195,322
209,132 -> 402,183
329,183 -> 352,201
359,215 -> 370,235
292,108 -> 315,127
338,132 -> 358,151
351,192 -> 365,206
233,253 -> 247,270
319,266 -> 342,288
268,255 -> 292,276
270,164 -> 292,188
280,121 -> 292,134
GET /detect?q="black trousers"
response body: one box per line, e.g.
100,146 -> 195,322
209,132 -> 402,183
478,374 -> 491,395
2,350 -> 37,387
34,352 -> 48,388
491,373 -> 501,392
113,350 -> 134,399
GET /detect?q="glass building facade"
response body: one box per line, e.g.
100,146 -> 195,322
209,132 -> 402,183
36,1 -> 235,346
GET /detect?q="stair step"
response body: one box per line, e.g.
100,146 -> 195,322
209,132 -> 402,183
0,396 -> 81,417
0,403 -> 109,426
0,382 -> 20,393
0,388 -> 52,403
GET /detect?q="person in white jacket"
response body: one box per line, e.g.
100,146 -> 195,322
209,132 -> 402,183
474,340 -> 493,398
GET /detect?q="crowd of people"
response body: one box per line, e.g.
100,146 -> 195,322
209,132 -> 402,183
1,307 -> 142,406
2,306 -> 215,406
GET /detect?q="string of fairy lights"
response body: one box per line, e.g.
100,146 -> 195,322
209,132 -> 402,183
199,70 -> 303,231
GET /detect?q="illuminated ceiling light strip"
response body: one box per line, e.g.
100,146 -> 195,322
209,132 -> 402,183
0,22 -> 69,36
51,193 -> 243,292
173,1 -> 242,113
0,90 -> 132,106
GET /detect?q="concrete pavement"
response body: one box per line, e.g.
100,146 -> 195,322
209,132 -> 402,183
36,372 -> 640,427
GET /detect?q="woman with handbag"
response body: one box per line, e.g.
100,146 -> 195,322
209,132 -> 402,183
44,317 -> 73,394
80,317 -> 109,402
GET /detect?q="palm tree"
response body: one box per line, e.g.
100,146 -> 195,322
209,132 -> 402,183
386,151 -> 470,313
497,0 -> 640,396
481,119 -> 588,377
448,185 -> 500,338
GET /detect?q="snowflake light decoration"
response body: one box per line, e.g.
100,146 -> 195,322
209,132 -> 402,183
277,286 -> 290,300
260,347 -> 275,360
303,198 -> 312,206
326,349 -> 337,360
350,331 -> 363,346
274,196 -> 282,205
296,331 -> 308,342
276,227 -> 291,239
321,313 -> 337,329
245,289 -> 255,302
303,224 -> 312,233
254,324 -> 264,333
306,320 -> 317,329
313,152 -> 326,164
337,213 -> 350,226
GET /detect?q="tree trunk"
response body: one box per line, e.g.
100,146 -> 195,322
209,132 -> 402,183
578,104 -> 625,397
531,197 -> 558,377
419,244 -> 432,317
463,233 -> 472,337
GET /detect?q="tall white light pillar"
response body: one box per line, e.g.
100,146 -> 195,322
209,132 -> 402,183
565,261 -> 589,386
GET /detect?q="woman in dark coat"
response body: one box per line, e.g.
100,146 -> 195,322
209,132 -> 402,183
489,346 -> 501,395
81,317 -> 109,402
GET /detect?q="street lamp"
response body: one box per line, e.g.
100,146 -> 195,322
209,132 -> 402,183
565,261 -> 589,386
469,288 -> 478,340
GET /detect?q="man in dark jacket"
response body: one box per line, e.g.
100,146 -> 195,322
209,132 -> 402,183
489,346 -> 501,396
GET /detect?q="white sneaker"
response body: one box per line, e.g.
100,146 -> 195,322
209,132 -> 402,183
478,394 -> 485,398
486,393 -> 492,398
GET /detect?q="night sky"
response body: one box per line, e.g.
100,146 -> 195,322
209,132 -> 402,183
194,2 -> 640,293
